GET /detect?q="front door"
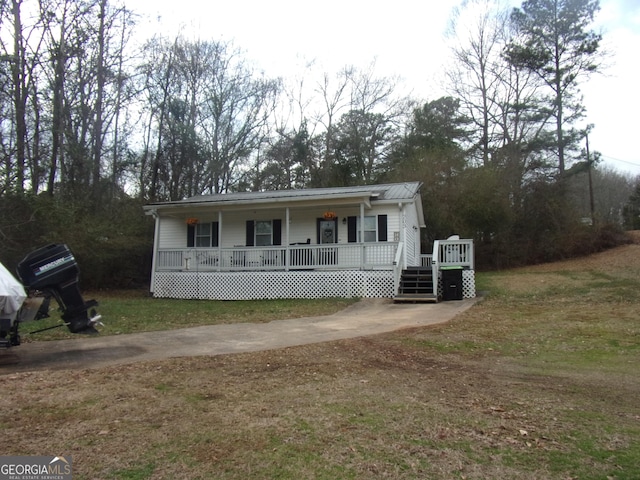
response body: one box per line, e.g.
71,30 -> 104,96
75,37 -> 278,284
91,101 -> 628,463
319,219 -> 336,244
317,218 -> 337,265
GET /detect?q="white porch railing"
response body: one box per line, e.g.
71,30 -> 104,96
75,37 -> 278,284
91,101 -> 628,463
156,243 -> 400,272
420,254 -> 433,267
393,242 -> 405,296
433,238 -> 474,269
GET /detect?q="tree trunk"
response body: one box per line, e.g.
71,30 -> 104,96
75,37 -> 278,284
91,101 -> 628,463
48,15 -> 67,195
554,25 -> 565,175
11,0 -> 26,194
111,7 -> 127,200
91,0 -> 107,202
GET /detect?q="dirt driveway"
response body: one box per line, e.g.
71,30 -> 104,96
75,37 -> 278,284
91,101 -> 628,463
0,298 -> 478,372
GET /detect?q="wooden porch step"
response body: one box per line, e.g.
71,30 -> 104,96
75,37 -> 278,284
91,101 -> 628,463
400,276 -> 433,285
396,266 -> 436,301
403,266 -> 432,273
393,293 -> 438,303
398,267 -> 434,295
399,285 -> 434,294
401,269 -> 433,278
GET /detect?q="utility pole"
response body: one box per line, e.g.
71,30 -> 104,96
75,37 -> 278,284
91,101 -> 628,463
586,132 -> 595,226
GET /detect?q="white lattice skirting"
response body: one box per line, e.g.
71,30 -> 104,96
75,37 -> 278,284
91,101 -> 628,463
153,270 -> 395,300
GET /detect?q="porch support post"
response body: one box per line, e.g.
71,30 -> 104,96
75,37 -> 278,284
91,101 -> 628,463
360,203 -> 365,269
149,210 -> 160,294
285,207 -> 290,271
217,210 -> 222,272
399,202 -> 406,269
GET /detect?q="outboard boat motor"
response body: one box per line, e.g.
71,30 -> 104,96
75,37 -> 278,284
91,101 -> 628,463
16,244 -> 101,335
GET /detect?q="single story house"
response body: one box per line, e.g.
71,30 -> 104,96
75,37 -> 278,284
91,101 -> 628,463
143,182 -> 475,301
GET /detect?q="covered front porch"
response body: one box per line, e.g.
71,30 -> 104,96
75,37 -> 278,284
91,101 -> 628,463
155,242 -> 399,272
149,238 -> 475,301
151,242 -> 402,300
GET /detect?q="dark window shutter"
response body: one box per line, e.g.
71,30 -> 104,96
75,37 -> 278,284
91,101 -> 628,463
246,221 -> 254,246
212,222 -> 219,247
273,219 -> 282,245
187,225 -> 195,247
378,215 -> 388,241
316,218 -> 321,244
347,216 -> 357,243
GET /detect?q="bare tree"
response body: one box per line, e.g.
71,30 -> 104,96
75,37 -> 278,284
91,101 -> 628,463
137,37 -> 279,199
86,0 -> 134,203
139,36 -> 177,200
9,0 -> 27,194
28,0 -> 135,201
198,42 -> 279,194
446,0 -> 509,166
91,0 -> 107,196
310,63 -> 409,186
108,4 -> 134,198
313,67 -> 352,185
347,62 -> 409,183
42,0 -> 63,194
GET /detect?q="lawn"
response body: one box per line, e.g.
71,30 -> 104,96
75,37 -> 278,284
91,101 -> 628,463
1,243 -> 639,479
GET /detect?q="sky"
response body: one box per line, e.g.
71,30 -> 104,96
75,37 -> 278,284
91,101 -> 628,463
131,0 -> 640,177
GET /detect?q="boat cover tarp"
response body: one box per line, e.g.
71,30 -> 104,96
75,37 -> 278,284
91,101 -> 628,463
0,261 -> 26,319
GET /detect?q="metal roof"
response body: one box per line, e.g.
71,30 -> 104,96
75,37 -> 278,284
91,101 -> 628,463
144,182 -> 423,208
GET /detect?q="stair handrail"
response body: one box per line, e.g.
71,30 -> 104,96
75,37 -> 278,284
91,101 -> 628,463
392,242 -> 404,296
432,240 -> 440,299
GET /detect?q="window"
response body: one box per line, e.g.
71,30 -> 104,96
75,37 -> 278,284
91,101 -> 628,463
195,223 -> 211,247
187,222 -> 219,247
246,219 -> 282,246
347,215 -> 388,243
255,220 -> 273,246
360,216 -> 377,243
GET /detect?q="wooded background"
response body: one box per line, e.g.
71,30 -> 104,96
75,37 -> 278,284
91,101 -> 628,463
1,0 -> 638,287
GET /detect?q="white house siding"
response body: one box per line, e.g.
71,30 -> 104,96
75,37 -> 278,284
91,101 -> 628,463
337,205 -> 400,243
221,215 -> 249,247
287,213 -> 316,244
403,202 -> 421,266
159,217 -> 190,249
158,204 -> 407,250
152,270 -> 395,300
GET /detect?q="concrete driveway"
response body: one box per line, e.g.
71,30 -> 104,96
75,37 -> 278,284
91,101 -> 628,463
0,298 -> 478,372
